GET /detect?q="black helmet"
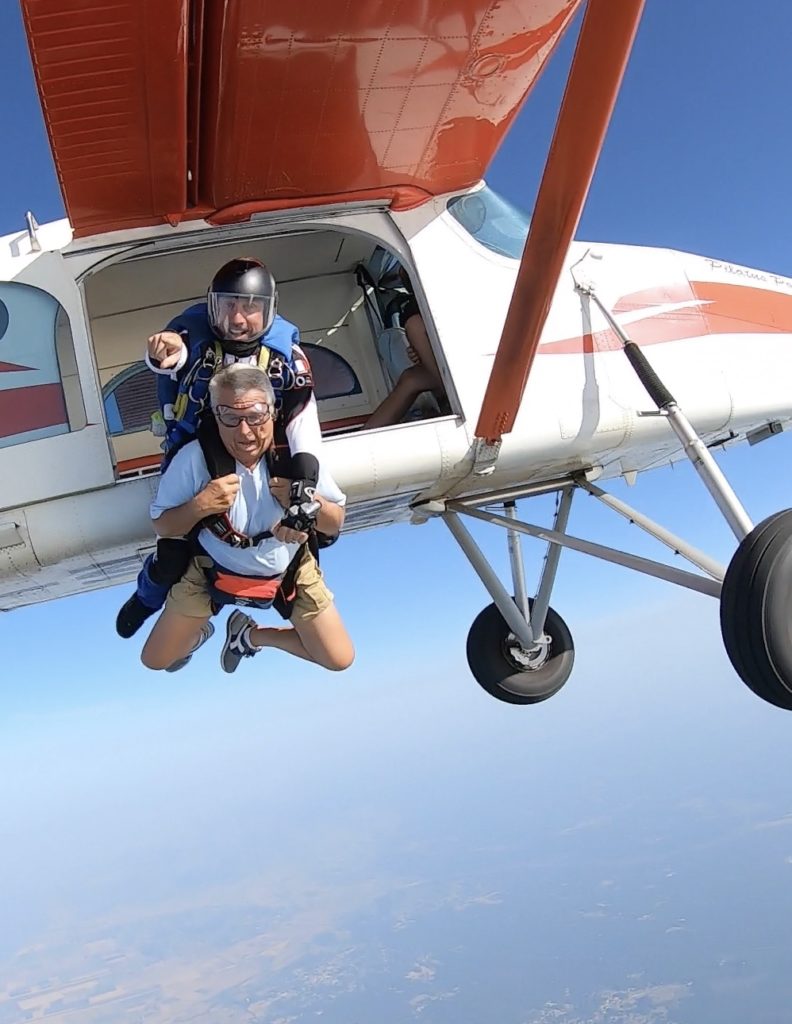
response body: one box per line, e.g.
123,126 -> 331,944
207,258 -> 278,355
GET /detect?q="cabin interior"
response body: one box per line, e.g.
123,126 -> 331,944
73,227 -> 451,478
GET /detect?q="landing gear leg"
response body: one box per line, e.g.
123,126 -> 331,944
443,494 -> 575,705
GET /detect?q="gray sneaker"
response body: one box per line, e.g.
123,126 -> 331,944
221,610 -> 259,674
165,621 -> 215,673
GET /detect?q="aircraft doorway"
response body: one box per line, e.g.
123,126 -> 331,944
82,229 -> 456,480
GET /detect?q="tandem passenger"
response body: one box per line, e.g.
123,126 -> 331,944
140,364 -> 354,676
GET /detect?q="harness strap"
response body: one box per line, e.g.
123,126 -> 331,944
172,342 -> 274,426
192,539 -> 311,616
273,534 -> 318,620
204,517 -> 273,548
172,342 -> 221,422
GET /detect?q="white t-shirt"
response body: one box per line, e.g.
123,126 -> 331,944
150,440 -> 345,577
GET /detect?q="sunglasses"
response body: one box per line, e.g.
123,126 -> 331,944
214,403 -> 273,428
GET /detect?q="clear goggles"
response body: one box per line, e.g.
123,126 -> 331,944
214,402 -> 273,428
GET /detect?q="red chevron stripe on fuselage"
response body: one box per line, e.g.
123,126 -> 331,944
543,282 -> 792,354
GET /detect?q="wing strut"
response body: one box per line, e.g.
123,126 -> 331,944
474,0 -> 646,446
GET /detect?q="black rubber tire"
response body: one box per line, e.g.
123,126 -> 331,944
466,599 -> 574,705
720,510 -> 792,710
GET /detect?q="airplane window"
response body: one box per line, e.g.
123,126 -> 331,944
302,344 -> 361,400
0,282 -> 81,449
102,362 -> 158,435
447,185 -> 530,259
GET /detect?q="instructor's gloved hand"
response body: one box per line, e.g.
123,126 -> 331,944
280,479 -> 321,534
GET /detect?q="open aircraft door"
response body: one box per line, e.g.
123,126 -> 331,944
0,236 -> 115,512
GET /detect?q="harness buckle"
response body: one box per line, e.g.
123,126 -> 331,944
209,515 -> 255,549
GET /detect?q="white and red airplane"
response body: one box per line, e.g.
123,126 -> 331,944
2,0 -> 791,709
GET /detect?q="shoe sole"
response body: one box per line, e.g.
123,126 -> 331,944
221,611 -> 251,674
165,656 -> 191,674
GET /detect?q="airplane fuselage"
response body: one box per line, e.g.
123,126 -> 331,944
1,184 -> 790,610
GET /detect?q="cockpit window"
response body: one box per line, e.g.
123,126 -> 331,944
447,186 -> 530,259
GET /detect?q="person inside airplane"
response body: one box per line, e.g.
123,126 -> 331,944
115,257 -> 326,641
365,266 -> 447,429
140,364 -> 353,675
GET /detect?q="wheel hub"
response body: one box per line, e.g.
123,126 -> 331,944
505,632 -> 551,671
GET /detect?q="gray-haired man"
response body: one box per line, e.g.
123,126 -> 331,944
140,363 -> 353,675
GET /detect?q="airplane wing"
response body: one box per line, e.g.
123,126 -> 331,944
21,0 -> 582,237
21,0 -> 191,236
23,0 -> 643,448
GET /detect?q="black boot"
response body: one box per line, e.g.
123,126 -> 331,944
115,594 -> 156,639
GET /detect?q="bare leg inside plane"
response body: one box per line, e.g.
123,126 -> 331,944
365,314 -> 445,429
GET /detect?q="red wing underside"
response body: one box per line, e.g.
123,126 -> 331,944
21,0 -> 582,236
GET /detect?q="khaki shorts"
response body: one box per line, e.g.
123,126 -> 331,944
166,548 -> 333,623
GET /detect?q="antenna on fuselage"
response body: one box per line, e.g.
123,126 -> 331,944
25,211 -> 41,253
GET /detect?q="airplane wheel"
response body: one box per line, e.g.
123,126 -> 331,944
720,509 -> 792,711
466,599 -> 574,705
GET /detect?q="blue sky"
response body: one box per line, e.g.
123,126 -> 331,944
2,5 -> 792,1014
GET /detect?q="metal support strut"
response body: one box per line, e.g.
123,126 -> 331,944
504,501 -> 530,622
442,512 -> 536,650
532,488 -> 574,635
574,275 -> 754,541
446,495 -> 574,652
447,503 -> 721,599
580,481 -> 726,581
